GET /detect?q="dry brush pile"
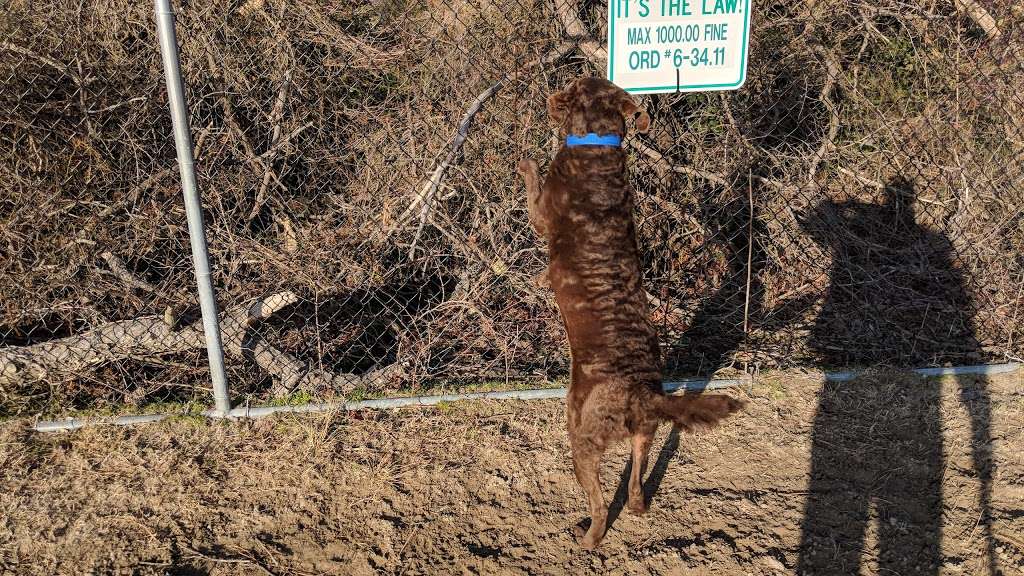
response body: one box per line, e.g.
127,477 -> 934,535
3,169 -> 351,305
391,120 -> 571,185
1,0 -> 1023,416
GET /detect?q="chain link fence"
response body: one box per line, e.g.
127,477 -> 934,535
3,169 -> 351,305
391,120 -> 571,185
2,0 -> 1023,419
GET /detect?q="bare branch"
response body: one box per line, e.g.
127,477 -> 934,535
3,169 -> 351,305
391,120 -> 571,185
807,46 -> 841,186
0,41 -> 84,86
629,139 -> 731,187
248,52 -> 295,222
202,40 -> 290,202
100,252 -> 159,294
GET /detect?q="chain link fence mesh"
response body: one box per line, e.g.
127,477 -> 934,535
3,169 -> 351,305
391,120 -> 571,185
1,3 -> 210,415
2,0 -> 1022,417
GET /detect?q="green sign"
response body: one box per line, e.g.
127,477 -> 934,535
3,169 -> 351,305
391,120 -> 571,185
607,0 -> 752,93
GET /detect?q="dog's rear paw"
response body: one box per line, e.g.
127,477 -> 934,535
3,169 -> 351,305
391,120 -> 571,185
572,523 -> 587,540
579,535 -> 601,550
572,520 -> 603,550
626,498 -> 648,516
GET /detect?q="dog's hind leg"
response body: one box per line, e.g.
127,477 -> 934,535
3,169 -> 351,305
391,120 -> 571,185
571,443 -> 608,550
627,428 -> 655,515
517,158 -> 549,238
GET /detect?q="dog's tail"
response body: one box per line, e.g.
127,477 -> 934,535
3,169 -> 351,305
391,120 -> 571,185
653,393 -> 744,432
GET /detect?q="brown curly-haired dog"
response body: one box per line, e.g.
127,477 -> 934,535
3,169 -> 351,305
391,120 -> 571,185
518,77 -> 744,550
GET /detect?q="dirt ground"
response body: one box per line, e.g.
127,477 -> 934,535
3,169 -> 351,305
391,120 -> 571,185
1,369 -> 1022,576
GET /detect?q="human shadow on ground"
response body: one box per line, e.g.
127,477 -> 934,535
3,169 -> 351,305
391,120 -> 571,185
795,178 -> 995,575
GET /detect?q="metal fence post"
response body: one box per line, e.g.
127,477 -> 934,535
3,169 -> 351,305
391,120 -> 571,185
154,0 -> 232,415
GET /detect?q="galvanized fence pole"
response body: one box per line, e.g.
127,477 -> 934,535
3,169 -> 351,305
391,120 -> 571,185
154,0 -> 232,415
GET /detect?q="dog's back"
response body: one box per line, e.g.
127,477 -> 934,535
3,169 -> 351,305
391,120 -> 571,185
545,144 -> 661,397
519,77 -> 743,549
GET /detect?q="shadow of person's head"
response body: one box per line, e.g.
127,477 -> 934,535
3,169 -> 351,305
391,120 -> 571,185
798,177 -> 919,252
798,177 -> 979,367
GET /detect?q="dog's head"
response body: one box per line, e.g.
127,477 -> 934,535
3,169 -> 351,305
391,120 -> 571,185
547,77 -> 650,138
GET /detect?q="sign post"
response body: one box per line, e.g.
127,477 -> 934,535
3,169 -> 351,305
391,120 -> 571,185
607,0 -> 751,94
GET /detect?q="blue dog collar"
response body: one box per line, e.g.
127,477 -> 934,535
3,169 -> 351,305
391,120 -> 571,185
565,133 -> 622,147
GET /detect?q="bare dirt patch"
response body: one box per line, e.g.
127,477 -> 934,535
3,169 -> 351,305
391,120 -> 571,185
1,369 -> 1023,575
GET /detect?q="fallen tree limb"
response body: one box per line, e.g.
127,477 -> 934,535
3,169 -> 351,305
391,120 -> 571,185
0,316 -> 205,387
0,291 -> 397,396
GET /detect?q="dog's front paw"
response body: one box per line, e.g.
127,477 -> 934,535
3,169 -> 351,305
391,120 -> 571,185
518,158 -> 538,177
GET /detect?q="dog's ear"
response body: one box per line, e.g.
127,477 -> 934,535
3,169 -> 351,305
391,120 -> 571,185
548,90 -> 572,125
618,93 -> 650,134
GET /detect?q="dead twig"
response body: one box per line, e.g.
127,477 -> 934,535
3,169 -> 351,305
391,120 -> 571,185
403,80 -> 504,256
630,135 -> 803,195
0,41 -> 85,86
257,122 -> 313,162
837,166 -> 885,189
743,172 -> 754,335
645,290 -> 686,319
74,167 -> 176,241
100,252 -> 158,294
202,40 -> 289,201
629,139 -> 730,187
1004,272 -> 1024,354
181,546 -> 278,576
248,68 -> 293,222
